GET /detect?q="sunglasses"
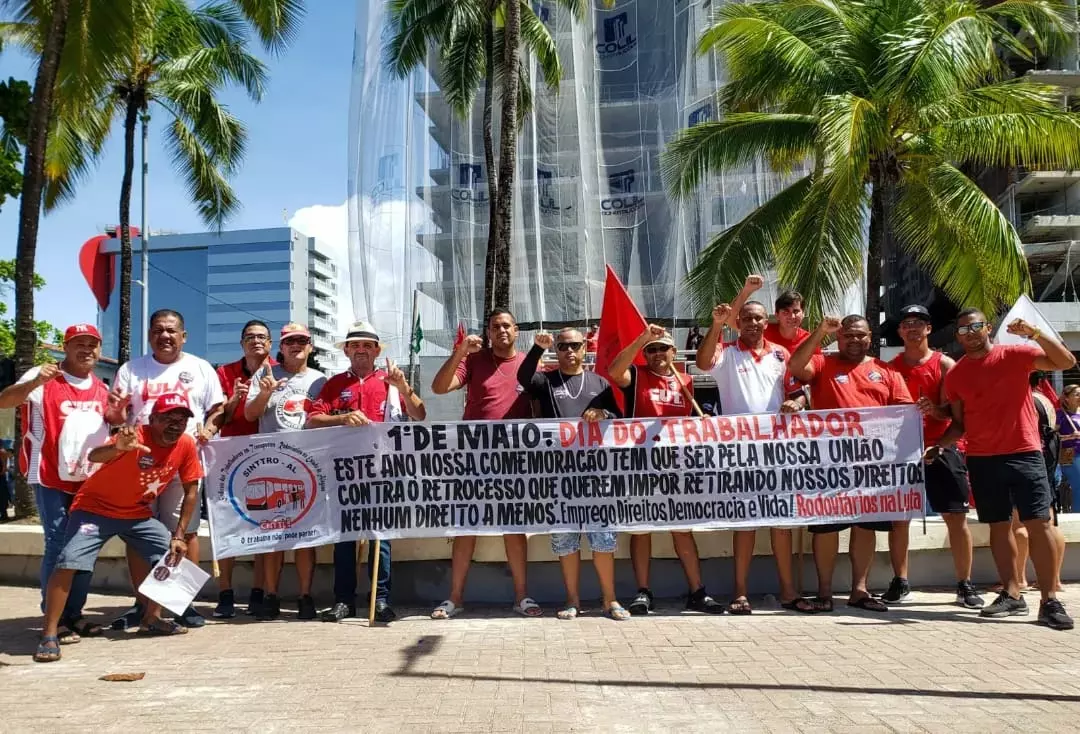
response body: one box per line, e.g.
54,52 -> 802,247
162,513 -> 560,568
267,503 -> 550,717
282,337 -> 310,346
243,334 -> 270,343
956,321 -> 986,336
556,341 -> 583,352
645,345 -> 672,355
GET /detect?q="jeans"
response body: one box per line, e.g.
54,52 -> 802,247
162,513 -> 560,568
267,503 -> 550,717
35,484 -> 91,621
1060,456 -> 1080,502
333,540 -> 391,605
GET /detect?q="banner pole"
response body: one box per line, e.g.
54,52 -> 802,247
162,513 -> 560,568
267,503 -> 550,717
670,363 -> 704,417
368,539 -> 382,626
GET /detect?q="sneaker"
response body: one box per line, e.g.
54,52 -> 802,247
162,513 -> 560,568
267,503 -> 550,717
110,602 -> 144,631
176,606 -> 206,628
256,594 -> 280,621
374,600 -> 397,624
686,587 -> 725,614
980,590 -> 1028,618
213,589 -> 236,619
1038,599 -> 1075,631
297,595 -> 317,621
628,588 -> 653,616
245,588 -> 265,616
321,602 -> 355,623
956,580 -> 984,609
881,577 -> 911,604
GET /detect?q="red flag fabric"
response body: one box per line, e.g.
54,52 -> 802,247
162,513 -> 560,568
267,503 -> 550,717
452,322 -> 466,349
1037,379 -> 1061,411
594,266 -> 647,414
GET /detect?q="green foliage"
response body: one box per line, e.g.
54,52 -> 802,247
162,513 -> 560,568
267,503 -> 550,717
0,35 -> 32,211
665,0 -> 1080,320
0,259 -> 62,363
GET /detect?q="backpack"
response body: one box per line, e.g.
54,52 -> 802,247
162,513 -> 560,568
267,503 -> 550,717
1034,395 -> 1060,484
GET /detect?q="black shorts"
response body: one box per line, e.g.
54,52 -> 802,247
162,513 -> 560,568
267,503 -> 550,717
808,521 -> 893,534
966,451 -> 1052,524
924,446 -> 970,514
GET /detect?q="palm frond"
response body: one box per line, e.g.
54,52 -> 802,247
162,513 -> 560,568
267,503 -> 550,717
439,19 -> 487,118
227,0 -> 305,55
981,0 -> 1075,58
384,0 -> 454,78
931,109 -> 1080,170
165,116 -> 241,229
42,95 -> 116,210
157,81 -> 246,171
817,92 -> 881,190
662,113 -> 818,199
519,2 -> 560,89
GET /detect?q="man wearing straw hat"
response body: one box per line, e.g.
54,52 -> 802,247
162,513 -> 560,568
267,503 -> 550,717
307,321 -> 426,623
608,323 -> 725,616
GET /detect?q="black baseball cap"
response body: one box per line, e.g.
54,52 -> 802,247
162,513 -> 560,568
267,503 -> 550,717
897,304 -> 931,322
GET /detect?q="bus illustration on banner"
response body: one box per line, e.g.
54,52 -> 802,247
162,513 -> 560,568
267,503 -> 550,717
225,447 -> 321,532
245,476 -> 306,512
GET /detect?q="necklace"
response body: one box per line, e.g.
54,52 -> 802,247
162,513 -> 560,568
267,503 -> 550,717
560,371 -> 586,400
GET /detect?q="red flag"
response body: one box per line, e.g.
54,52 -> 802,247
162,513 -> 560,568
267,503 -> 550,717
452,321 -> 466,349
594,266 -> 647,414
1037,379 -> 1061,411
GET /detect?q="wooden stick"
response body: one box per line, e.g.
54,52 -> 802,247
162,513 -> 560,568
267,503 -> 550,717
368,539 -> 382,626
670,363 -> 705,417
795,527 -> 805,595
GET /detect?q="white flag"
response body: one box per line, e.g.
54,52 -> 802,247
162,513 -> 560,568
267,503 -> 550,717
995,295 -> 1063,346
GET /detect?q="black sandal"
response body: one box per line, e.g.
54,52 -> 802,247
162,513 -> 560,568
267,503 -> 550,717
69,618 -> 105,637
727,597 -> 753,615
847,595 -> 889,613
790,596 -> 833,614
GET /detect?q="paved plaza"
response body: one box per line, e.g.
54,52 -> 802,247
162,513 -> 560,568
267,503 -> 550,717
3,584 -> 1080,732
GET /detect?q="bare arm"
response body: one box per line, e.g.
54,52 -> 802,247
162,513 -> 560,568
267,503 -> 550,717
722,274 -> 764,331
244,374 -> 285,423
173,480 -> 200,541
0,365 -> 54,409
608,324 -> 664,388
431,336 -> 481,394
925,400 -> 965,462
1033,335 -> 1077,372
788,317 -> 839,382
695,305 -> 731,371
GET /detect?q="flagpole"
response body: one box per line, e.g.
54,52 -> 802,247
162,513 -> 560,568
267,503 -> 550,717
407,288 -> 419,389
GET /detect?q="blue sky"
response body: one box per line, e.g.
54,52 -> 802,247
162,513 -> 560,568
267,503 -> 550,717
0,2 -> 356,331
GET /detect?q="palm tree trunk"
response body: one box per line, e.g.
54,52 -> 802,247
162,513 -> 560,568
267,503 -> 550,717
866,176 -> 890,357
492,0 -> 521,312
481,14 -> 499,320
117,97 -> 140,366
12,0 -> 72,518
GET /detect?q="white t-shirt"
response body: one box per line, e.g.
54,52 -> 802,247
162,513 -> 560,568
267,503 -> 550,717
707,339 -> 794,416
114,352 -> 225,435
17,366 -> 96,485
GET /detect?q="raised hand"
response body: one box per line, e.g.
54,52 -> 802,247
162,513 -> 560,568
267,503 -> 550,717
712,304 -> 732,327
821,316 -> 842,335
643,323 -> 667,341
1006,318 -> 1036,338
534,332 -> 554,350
259,373 -> 288,394
231,377 -> 250,403
115,426 -> 151,454
458,334 -> 483,355
385,358 -> 408,390
744,273 -> 765,292
34,362 -> 61,385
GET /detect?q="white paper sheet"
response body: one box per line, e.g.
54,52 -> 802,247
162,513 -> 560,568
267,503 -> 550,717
137,556 -> 211,617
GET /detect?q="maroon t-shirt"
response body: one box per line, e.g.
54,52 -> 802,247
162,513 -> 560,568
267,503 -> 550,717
455,349 -> 531,420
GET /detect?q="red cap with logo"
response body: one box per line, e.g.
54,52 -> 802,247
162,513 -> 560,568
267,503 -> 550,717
151,392 -> 194,418
64,323 -> 102,344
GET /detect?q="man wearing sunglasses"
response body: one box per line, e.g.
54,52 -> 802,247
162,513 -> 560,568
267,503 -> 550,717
886,305 -> 982,609
608,323 -> 725,615
212,319 -> 276,619
517,328 -> 628,621
695,301 -> 805,614
933,309 -> 1076,630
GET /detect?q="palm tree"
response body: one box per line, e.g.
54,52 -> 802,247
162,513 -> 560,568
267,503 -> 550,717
662,0 -> 1080,342
385,0 -> 586,315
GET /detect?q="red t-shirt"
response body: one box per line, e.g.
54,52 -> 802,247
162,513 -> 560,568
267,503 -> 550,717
806,354 -> 913,410
72,427 -> 203,520
627,365 -> 695,417
216,359 -> 276,437
454,350 -> 531,420
944,344 -> 1042,457
889,351 -> 951,448
764,323 -> 819,355
309,369 -> 406,423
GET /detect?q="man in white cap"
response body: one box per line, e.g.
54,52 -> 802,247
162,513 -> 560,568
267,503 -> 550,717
307,321 -> 426,623
0,323 -> 110,639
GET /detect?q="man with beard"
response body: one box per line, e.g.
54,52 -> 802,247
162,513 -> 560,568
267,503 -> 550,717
245,323 -> 326,620
886,305 -> 983,608
308,321 -> 425,623
33,392 -> 202,662
695,302 -> 805,614
608,323 -> 724,615
932,309 -> 1075,630
212,319 -> 275,618
0,324 -> 110,639
788,315 -> 913,614
517,328 -> 628,621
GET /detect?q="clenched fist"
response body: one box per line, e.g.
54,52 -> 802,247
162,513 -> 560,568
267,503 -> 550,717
534,332 -> 554,350
821,316 -> 842,334
712,304 -> 732,327
744,274 -> 765,292
457,334 -> 483,356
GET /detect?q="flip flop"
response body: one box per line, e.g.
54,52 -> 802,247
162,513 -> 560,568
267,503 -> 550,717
789,597 -> 833,614
430,600 -> 464,620
513,597 -> 543,617
69,618 -> 105,638
727,597 -> 753,615
138,618 -> 189,636
33,636 -> 61,663
605,603 -> 630,621
847,595 -> 889,613
56,626 -> 81,645
557,606 -> 579,620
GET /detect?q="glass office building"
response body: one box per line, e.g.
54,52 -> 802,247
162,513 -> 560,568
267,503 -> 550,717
96,227 -> 342,368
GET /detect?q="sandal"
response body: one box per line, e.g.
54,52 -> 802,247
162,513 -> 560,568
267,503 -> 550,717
33,636 -> 61,663
847,595 -> 889,613
56,626 -> 81,645
138,618 -> 189,636
605,603 -> 630,621
779,599 -> 803,611
69,618 -> 105,638
727,597 -> 753,615
430,600 -> 464,620
790,597 -> 833,614
513,597 -> 543,617
557,605 -> 579,620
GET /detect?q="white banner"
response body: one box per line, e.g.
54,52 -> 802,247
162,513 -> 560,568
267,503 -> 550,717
203,407 -> 927,560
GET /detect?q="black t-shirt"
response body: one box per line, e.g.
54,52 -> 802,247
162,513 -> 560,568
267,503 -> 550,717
517,345 -> 622,419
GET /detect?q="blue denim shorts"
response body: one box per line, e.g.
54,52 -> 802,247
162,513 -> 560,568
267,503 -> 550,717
550,531 -> 617,557
56,510 -> 172,572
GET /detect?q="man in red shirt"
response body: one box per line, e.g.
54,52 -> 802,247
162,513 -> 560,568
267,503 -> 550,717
725,274 -> 816,354
788,315 -> 913,614
932,309 -> 1075,630
429,309 -> 537,619
212,319 -> 275,618
886,305 -> 983,608
33,392 -> 202,662
609,323 -> 724,615
307,321 -> 426,623
0,323 -> 109,640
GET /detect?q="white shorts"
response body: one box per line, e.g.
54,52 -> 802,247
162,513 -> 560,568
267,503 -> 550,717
152,475 -> 202,535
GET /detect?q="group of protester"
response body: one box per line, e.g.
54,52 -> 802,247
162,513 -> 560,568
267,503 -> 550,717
3,272 -> 1076,663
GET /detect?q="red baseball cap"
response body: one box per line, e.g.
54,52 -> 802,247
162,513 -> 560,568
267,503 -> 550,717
64,323 -> 102,344
151,392 -> 194,418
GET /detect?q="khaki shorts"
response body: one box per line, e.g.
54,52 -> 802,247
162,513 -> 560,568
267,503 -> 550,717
152,475 -> 202,535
